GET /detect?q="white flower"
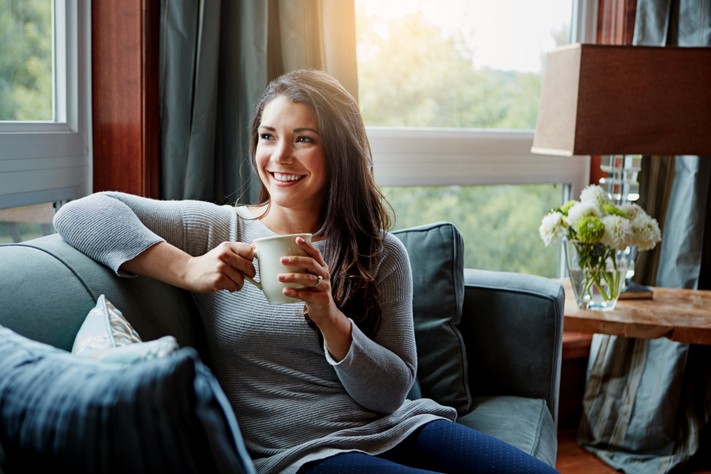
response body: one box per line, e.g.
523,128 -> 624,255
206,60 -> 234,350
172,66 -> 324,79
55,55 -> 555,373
580,184 -> 610,208
619,203 -> 644,220
539,184 -> 662,258
600,215 -> 633,250
566,201 -> 601,230
631,213 -> 662,250
539,211 -> 567,247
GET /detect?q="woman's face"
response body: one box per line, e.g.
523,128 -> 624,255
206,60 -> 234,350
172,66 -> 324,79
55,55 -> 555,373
255,96 -> 328,214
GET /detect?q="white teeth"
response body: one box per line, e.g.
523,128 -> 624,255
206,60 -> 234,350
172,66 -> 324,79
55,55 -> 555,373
273,172 -> 304,182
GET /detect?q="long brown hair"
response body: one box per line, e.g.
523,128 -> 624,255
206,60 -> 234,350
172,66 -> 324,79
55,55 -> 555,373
249,69 -> 391,337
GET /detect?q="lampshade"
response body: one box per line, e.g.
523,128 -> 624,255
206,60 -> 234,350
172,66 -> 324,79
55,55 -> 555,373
531,43 -> 711,157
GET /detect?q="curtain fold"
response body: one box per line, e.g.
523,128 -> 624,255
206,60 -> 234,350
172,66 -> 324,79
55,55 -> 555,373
633,155 -> 674,285
578,1 -> 711,472
272,0 -> 359,98
159,0 -> 357,203
160,0 -> 224,201
656,156 -> 711,288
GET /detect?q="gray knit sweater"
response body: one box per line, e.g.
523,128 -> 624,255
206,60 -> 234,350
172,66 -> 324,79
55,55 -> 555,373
53,192 -> 456,474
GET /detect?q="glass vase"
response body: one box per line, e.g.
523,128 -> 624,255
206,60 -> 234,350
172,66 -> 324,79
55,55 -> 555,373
564,239 -> 633,311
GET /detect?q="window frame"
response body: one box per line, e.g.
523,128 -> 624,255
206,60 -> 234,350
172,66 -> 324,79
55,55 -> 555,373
368,127 -> 590,199
366,0 -> 597,200
0,0 -> 92,210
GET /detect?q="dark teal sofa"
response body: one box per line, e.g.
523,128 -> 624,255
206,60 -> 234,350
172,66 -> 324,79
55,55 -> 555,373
0,222 -> 564,472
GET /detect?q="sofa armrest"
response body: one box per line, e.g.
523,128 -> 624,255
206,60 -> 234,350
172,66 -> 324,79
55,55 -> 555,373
460,268 -> 564,424
0,235 -> 206,356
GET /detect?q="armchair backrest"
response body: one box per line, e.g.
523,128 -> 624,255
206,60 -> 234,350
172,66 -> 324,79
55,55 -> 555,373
393,222 -> 472,416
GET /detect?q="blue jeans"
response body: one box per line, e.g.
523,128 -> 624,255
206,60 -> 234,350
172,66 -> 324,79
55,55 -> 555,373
298,419 -> 558,473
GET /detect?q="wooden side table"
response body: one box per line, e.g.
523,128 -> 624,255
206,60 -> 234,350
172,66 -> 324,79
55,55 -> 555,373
563,280 -> 711,345
563,281 -> 711,473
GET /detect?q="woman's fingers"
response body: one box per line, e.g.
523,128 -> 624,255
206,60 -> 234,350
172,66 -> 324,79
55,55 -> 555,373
185,242 -> 256,292
279,254 -> 328,288
278,239 -> 333,315
296,236 -> 326,265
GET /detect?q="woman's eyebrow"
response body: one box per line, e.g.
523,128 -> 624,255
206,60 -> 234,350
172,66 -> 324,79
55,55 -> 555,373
294,127 -> 320,135
259,125 -> 320,135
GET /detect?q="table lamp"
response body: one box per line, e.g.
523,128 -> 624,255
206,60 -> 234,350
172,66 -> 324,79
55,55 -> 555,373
531,43 -> 711,158
531,43 -> 711,295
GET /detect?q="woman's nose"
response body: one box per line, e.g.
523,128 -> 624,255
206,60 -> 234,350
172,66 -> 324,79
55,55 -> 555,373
271,141 -> 293,164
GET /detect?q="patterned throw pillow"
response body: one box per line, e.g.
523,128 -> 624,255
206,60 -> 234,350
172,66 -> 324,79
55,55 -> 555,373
72,294 -> 178,364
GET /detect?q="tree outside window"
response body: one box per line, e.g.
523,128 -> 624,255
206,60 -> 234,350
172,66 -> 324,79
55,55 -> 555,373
355,0 -> 573,277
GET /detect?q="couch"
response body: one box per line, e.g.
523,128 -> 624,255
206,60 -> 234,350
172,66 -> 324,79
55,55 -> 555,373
0,221 -> 564,473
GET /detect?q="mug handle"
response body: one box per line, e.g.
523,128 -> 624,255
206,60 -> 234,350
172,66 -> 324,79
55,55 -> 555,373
244,249 -> 261,289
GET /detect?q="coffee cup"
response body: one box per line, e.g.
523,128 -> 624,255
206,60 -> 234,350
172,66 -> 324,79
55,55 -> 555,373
244,233 -> 312,305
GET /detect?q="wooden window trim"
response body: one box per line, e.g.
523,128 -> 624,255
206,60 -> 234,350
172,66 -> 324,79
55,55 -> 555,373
91,0 -> 160,197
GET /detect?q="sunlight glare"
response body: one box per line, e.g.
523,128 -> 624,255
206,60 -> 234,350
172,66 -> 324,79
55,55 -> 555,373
355,0 -> 572,73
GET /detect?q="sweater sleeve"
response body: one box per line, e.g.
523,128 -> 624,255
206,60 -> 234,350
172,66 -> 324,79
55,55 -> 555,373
53,191 -> 236,275
325,234 -> 417,414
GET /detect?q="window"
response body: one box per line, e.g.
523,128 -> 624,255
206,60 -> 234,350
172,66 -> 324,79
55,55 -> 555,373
0,0 -> 91,242
0,1 -> 53,121
356,0 -> 595,276
0,202 -> 55,243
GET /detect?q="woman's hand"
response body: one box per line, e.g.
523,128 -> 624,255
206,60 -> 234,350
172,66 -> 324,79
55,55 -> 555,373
182,242 -> 256,293
278,237 -> 353,360
121,240 -> 256,293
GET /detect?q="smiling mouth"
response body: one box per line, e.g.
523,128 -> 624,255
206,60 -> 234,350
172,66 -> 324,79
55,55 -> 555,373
271,172 -> 305,183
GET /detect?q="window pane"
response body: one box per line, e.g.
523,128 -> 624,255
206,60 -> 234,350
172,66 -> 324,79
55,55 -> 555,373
0,203 -> 55,243
355,0 -> 572,129
384,184 -> 564,277
358,0 -> 578,276
0,0 -> 54,121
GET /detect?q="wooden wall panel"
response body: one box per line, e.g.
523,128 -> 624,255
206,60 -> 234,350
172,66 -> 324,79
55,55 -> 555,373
92,0 -> 160,197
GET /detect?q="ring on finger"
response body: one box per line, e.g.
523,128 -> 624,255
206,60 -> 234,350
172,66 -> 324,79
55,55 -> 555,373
314,275 -> 323,288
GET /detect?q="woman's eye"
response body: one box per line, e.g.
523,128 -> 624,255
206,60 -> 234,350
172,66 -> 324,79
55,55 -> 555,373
296,136 -> 314,144
259,133 -> 273,141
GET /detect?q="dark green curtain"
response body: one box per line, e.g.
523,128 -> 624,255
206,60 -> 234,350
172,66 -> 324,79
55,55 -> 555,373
578,1 -> 711,473
159,0 -> 357,204
160,1 -> 265,203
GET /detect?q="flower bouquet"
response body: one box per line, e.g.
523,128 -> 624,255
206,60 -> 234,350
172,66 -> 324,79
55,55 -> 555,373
539,185 -> 662,310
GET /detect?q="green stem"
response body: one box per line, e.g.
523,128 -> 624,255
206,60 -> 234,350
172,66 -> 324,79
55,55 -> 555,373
572,242 -> 625,302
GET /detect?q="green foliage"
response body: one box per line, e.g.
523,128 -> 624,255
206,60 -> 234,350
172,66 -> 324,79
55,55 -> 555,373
0,0 -> 53,121
356,11 -> 542,129
0,221 -> 50,243
383,185 -> 563,277
357,7 -> 566,276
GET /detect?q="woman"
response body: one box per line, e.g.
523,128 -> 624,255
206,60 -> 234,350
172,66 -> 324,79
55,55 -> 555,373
54,69 -> 556,473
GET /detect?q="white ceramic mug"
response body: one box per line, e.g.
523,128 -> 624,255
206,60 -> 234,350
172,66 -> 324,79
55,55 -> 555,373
244,233 -> 312,305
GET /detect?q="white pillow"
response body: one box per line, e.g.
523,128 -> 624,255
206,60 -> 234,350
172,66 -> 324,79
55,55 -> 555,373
72,294 -> 178,364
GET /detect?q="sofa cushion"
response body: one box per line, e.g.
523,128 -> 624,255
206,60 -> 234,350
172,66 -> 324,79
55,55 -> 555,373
0,326 -> 254,474
457,395 -> 557,467
72,294 -> 179,364
393,222 -> 471,415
